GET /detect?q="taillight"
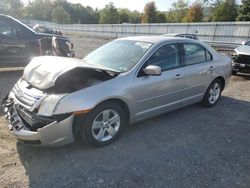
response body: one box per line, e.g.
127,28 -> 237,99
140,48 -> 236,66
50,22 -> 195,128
66,41 -> 73,50
37,39 -> 43,55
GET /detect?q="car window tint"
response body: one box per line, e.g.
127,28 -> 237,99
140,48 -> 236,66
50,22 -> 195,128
15,24 -> 33,39
0,19 -> 17,39
183,43 -> 206,65
146,44 -> 180,71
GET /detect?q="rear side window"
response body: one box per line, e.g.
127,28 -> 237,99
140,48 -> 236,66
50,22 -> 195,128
183,43 -> 212,66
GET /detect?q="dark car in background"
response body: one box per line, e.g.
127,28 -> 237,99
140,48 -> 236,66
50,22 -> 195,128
163,33 -> 199,40
0,14 -> 74,67
232,40 -> 250,74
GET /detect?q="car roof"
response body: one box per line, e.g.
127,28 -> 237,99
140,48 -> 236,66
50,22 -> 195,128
0,14 -> 36,33
163,33 -> 197,36
117,35 -> 197,44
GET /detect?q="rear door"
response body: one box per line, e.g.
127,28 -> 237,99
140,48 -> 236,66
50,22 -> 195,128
133,43 -> 185,120
180,43 -> 214,105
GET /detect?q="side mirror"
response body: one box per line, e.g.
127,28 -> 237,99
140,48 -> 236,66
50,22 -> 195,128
143,65 -> 161,76
241,41 -> 246,45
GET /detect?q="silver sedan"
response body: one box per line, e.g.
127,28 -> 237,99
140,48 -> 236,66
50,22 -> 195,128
2,36 -> 232,147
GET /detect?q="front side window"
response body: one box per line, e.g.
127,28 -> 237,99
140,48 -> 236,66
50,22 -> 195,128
183,43 -> 212,66
0,19 -> 17,39
145,44 -> 180,71
15,24 -> 33,39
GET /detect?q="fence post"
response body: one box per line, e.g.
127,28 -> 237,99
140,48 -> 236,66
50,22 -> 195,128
148,24 -> 151,35
165,23 -> 168,34
247,22 -> 250,41
121,24 -> 123,37
134,24 -> 136,36
185,23 -> 189,33
212,23 -> 218,42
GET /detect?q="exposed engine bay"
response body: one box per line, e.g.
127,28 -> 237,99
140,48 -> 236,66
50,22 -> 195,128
46,67 -> 117,93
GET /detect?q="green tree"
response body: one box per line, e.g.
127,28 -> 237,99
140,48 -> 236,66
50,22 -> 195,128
236,0 -> 250,21
52,6 -> 71,24
24,0 -> 52,20
24,0 -> 99,24
130,11 -> 141,23
0,0 -> 23,17
99,2 -> 119,24
185,1 -> 203,22
212,0 -> 238,21
118,8 -> 130,23
118,9 -> 142,23
142,1 -> 158,23
167,0 -> 189,22
157,12 -> 166,23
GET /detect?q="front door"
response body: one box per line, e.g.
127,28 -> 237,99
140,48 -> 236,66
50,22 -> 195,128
133,43 -> 185,120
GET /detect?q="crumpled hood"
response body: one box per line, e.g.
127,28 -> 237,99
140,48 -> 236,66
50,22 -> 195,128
23,56 -> 94,90
235,45 -> 250,56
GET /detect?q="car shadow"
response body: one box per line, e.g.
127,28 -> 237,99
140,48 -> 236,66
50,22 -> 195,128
0,107 -> 4,117
15,95 -> 250,187
233,73 -> 250,80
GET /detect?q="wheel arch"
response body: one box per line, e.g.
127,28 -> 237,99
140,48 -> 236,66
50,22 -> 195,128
215,76 -> 225,90
72,98 -> 131,139
97,98 -> 131,125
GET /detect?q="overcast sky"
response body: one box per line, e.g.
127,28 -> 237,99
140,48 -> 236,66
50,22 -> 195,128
22,0 -> 197,12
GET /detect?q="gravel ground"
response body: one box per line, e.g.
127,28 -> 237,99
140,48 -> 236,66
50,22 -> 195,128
0,35 -> 249,188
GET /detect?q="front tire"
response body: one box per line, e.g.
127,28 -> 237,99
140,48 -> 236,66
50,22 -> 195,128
202,79 -> 222,107
79,102 -> 126,147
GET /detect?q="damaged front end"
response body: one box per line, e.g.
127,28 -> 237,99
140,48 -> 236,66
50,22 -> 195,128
232,45 -> 250,73
2,56 -> 117,146
2,79 -> 74,146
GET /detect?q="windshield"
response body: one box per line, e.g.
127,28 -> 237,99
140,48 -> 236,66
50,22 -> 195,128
83,40 -> 152,72
245,41 -> 250,46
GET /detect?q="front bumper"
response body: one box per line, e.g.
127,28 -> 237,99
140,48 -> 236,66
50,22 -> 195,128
2,96 -> 75,147
67,51 -> 75,57
232,62 -> 250,73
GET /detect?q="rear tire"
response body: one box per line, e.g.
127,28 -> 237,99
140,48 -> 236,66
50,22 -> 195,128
78,102 -> 126,147
202,79 -> 222,107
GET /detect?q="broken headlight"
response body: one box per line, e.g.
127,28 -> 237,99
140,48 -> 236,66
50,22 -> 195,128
38,94 -> 66,116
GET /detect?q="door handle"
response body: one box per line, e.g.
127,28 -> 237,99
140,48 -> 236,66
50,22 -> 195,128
209,66 -> 215,71
175,74 -> 183,79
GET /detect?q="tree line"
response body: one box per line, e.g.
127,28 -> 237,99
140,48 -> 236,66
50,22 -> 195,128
0,0 -> 249,24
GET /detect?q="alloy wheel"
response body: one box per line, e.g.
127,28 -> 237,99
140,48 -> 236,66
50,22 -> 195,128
91,109 -> 120,142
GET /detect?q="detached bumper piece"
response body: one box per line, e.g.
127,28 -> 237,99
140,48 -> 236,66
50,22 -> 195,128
2,96 -> 75,147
